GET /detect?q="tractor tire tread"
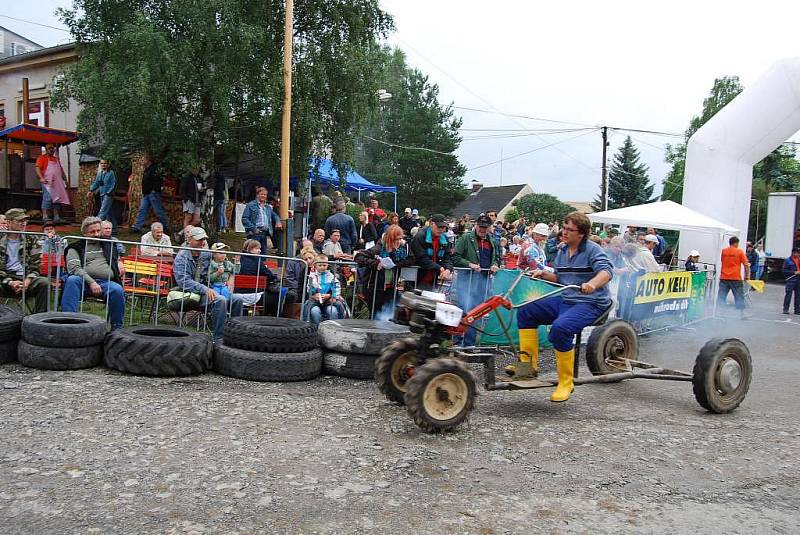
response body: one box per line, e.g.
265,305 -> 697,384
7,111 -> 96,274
104,326 -> 212,376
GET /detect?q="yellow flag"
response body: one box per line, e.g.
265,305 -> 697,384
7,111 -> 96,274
746,280 -> 765,293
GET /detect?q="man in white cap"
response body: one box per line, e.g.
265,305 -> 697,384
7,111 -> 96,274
173,227 -> 243,342
399,207 -> 417,237
519,223 -> 551,270
685,250 -> 701,272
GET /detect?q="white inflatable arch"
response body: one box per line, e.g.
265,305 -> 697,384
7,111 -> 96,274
681,57 -> 800,261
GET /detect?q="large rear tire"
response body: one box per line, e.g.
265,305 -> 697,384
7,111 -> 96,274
585,320 -> 638,376
223,316 -> 317,352
692,338 -> 752,413
375,337 -> 419,404
0,305 -> 23,343
18,341 -> 102,370
404,358 -> 477,433
104,326 -> 212,376
21,312 -> 108,348
317,319 -> 409,355
214,344 -> 322,382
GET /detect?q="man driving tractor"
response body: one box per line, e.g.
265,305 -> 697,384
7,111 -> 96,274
507,211 -> 614,402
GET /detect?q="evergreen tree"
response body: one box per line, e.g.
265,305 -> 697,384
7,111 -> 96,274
593,136 -> 653,210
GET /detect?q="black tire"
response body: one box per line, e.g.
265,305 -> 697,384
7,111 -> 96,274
317,319 -> 410,355
585,320 -> 639,376
21,312 -> 108,348
375,337 -> 419,404
18,340 -> 102,370
692,338 -> 752,413
404,358 -> 477,433
0,339 -> 19,364
214,344 -> 322,382
223,316 -> 317,352
322,351 -> 377,380
104,326 -> 212,377
0,305 -> 23,343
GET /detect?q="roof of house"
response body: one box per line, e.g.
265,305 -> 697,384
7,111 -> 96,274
0,43 -> 76,67
450,184 -> 529,219
0,26 -> 43,48
565,201 -> 595,214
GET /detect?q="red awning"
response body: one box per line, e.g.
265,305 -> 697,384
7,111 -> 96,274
0,124 -> 79,146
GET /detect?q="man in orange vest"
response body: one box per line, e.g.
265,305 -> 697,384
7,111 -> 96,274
718,236 -> 750,319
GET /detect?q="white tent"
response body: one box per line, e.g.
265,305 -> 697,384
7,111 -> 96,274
588,200 -> 738,236
589,200 -> 739,317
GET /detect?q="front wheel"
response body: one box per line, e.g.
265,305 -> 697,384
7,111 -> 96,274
375,337 -> 419,404
585,320 -> 638,376
692,338 -> 752,413
404,358 -> 477,433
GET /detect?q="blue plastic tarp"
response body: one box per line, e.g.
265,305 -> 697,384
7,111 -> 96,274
309,157 -> 396,193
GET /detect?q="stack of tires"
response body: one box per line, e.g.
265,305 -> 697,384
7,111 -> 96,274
18,312 -> 107,370
0,305 -> 23,364
214,317 -> 322,381
104,325 -> 213,376
318,319 -> 410,379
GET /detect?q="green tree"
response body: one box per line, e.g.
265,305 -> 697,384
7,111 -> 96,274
502,208 -> 520,224
593,136 -> 653,210
52,0 -> 393,178
513,193 -> 574,225
749,145 -> 800,241
353,47 -> 467,214
661,76 -> 743,202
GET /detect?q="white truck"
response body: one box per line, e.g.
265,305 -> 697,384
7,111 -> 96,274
765,192 -> 800,277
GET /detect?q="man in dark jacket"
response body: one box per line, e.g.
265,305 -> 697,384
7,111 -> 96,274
179,167 -> 203,228
132,153 -> 171,233
409,214 -> 453,290
62,216 -> 125,329
399,208 -> 418,237
452,214 -> 501,345
783,248 -> 800,314
324,200 -> 357,254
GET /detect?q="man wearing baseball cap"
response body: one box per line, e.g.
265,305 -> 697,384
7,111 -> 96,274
399,207 -> 418,237
173,227 -> 243,342
410,214 -> 453,289
452,214 -> 502,346
0,209 -> 50,313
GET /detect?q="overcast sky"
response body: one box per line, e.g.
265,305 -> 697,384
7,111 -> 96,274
5,1 -> 800,202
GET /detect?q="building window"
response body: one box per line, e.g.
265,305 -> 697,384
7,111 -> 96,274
17,99 -> 49,127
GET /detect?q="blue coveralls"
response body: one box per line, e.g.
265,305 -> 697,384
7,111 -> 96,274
517,240 -> 613,352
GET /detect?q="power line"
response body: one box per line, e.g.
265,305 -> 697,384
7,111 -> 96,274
466,129 -> 599,171
397,37 -> 597,172
0,14 -> 71,33
362,135 -> 455,156
452,105 -> 595,128
461,128 -> 596,141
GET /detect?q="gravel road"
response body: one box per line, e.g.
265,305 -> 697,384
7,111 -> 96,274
1,285 -> 798,534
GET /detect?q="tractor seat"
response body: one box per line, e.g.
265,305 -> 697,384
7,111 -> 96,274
591,303 -> 614,326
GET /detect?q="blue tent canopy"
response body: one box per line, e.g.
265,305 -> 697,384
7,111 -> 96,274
309,157 -> 396,193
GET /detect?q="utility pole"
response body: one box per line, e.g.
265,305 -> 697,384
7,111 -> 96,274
601,126 -> 609,211
279,0 -> 294,254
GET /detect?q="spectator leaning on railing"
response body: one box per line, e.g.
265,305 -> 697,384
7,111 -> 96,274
0,208 -> 51,313
173,227 -> 243,343
62,216 -> 125,329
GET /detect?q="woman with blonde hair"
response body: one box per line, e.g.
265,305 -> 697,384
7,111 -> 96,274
354,224 -> 415,316
356,210 -> 378,250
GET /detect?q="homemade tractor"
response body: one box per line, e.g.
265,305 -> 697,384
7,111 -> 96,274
376,270 -> 752,433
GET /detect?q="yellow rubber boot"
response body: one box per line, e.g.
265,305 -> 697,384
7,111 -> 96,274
504,328 -> 539,379
550,349 -> 575,402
